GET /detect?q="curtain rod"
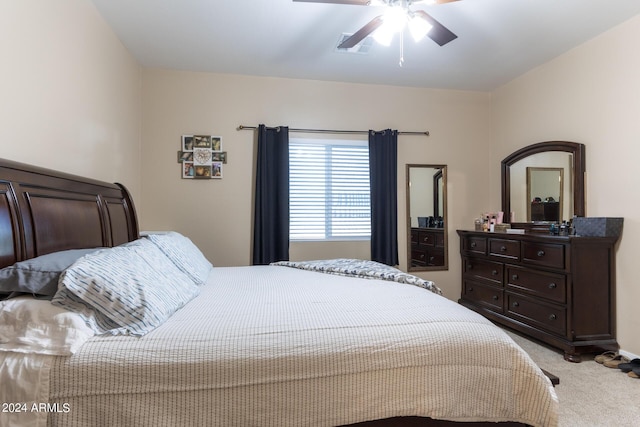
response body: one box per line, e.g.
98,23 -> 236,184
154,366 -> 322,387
236,125 -> 429,137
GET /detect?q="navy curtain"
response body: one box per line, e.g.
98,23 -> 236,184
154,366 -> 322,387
369,129 -> 398,266
252,125 -> 289,265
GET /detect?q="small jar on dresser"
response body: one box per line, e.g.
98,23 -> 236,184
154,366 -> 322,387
457,229 -> 620,362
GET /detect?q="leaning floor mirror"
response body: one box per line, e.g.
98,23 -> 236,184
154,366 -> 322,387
406,164 -> 448,271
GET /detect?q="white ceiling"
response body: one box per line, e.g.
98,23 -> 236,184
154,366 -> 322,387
90,0 -> 640,91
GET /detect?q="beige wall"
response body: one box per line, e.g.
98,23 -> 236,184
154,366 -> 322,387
491,15 -> 640,355
0,0 -> 142,200
141,69 -> 492,299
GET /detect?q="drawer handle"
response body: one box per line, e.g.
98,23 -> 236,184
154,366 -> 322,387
468,287 -> 474,292
467,263 -> 473,270
500,246 -> 507,252
537,250 -> 545,257
429,256 -> 435,262
548,282 -> 557,289
512,301 -> 519,307
492,295 -> 499,300
420,254 -> 425,259
470,242 -> 477,248
423,237 -> 430,243
549,314 -> 557,321
512,274 -> 519,280
492,269 -> 498,276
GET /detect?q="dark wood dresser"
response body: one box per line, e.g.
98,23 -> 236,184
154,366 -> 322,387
530,201 -> 559,222
457,229 -> 619,362
411,228 -> 445,267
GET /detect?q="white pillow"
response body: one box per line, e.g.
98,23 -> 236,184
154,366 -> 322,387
146,232 -> 212,285
0,297 -> 95,355
53,239 -> 200,336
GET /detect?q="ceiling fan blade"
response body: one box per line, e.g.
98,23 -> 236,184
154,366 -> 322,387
338,15 -> 384,49
413,10 -> 457,46
292,0 -> 371,5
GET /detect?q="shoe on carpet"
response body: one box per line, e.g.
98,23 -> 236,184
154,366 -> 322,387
617,358 -> 640,373
603,354 -> 630,368
594,351 -> 618,364
628,367 -> 640,379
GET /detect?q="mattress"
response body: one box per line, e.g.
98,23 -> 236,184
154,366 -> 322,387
39,265 -> 558,426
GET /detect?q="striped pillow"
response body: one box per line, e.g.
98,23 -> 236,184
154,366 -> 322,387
52,239 -> 199,336
146,232 -> 212,285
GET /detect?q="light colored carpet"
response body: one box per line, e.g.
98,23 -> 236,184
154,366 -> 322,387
504,330 -> 640,426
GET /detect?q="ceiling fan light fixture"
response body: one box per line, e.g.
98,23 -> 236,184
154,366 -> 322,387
408,14 -> 433,41
372,24 -> 395,46
372,6 -> 407,46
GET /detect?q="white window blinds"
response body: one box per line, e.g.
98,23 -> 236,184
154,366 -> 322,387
289,139 -> 370,240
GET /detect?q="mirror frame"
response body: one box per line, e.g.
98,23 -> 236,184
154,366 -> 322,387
502,141 -> 585,230
406,164 -> 448,272
433,168 -> 443,218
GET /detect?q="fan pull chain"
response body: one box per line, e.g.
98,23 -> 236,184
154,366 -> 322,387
399,31 -> 404,67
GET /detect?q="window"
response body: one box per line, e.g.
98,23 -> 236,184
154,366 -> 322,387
289,138 -> 370,240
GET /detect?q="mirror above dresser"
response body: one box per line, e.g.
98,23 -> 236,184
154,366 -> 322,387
501,141 -> 585,230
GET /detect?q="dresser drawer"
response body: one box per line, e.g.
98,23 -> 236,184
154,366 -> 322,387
463,280 -> 504,313
489,238 -> 520,260
434,232 -> 445,248
427,247 -> 445,266
506,266 -> 566,303
463,257 -> 503,284
414,248 -> 444,265
462,236 -> 487,255
506,293 -> 566,336
522,241 -> 565,270
411,248 -> 428,266
418,230 -> 437,246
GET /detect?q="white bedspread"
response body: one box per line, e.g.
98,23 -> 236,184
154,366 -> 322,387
42,265 -> 557,426
0,353 -> 53,427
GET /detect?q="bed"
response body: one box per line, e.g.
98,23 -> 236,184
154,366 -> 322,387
0,158 -> 558,427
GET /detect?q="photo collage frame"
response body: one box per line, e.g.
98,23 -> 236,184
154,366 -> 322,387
178,135 -> 226,179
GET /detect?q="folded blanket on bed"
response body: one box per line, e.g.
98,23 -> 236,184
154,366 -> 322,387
272,258 -> 442,295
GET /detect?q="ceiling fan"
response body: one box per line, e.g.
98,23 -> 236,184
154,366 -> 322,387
292,0 -> 460,49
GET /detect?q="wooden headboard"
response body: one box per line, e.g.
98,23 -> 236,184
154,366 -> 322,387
0,158 -> 139,269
